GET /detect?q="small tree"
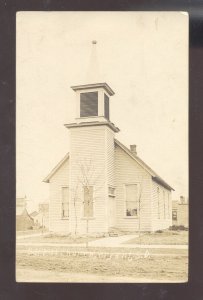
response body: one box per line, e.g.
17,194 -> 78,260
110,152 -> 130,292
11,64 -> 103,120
71,182 -> 79,236
137,181 -> 143,243
72,157 -> 104,247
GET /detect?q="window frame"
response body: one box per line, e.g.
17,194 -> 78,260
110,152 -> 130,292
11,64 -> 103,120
167,192 -> 170,219
172,209 -> 178,221
61,186 -> 69,220
80,91 -> 99,118
124,183 -> 140,218
104,93 -> 110,120
157,186 -> 160,219
108,186 -> 116,197
163,190 -> 166,219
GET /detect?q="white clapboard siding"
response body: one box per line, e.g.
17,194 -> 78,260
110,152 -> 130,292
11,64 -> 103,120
115,144 -> 152,231
69,125 -> 115,234
49,159 -> 69,233
105,127 -> 115,228
151,181 -> 172,231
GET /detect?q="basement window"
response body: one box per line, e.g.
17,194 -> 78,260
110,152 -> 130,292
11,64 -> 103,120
125,184 -> 138,217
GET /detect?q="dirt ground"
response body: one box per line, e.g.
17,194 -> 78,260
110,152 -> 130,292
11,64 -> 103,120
16,268 -> 187,283
16,251 -> 188,282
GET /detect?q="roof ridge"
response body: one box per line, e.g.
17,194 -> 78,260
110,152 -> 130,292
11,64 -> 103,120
114,138 -> 174,191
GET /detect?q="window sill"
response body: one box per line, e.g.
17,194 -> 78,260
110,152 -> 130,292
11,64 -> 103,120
81,217 -> 95,220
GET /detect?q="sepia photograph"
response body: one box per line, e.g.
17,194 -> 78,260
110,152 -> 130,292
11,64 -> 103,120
16,11 -> 188,283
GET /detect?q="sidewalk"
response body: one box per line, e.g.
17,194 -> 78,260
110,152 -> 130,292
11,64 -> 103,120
88,234 -> 139,247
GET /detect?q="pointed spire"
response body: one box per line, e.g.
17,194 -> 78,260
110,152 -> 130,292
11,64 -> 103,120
86,40 -> 102,83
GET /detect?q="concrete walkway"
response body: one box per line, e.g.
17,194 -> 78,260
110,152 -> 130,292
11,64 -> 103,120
88,234 -> 139,247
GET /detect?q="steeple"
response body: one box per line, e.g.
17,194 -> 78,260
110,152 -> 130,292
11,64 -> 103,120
86,40 -> 101,83
65,41 -> 119,133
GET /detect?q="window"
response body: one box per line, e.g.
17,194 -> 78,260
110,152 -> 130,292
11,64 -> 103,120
157,187 -> 160,219
172,209 -> 177,221
167,193 -> 170,218
125,184 -> 138,216
83,186 -> 94,218
163,190 -> 166,219
61,187 -> 69,218
104,94 -> 109,120
108,186 -> 115,197
80,92 -> 98,117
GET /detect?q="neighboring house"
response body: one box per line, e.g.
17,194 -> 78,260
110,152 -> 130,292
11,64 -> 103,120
172,196 -> 188,228
30,211 -> 40,227
16,196 -> 34,231
30,202 -> 49,229
43,80 -> 174,234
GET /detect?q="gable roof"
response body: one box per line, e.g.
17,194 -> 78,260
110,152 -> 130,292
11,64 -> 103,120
114,139 -> 174,191
16,207 -> 32,217
30,211 -> 39,218
43,153 -> 69,183
43,140 -> 174,191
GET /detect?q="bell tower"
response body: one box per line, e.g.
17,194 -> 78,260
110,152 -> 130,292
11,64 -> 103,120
65,41 -> 119,234
72,82 -> 114,122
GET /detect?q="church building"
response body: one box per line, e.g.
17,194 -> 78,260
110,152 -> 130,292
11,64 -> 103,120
43,42 -> 174,235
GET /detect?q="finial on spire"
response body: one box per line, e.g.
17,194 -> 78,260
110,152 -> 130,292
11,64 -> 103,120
86,40 -> 101,83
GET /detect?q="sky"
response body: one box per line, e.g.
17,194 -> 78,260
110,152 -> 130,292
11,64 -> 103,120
16,11 -> 188,211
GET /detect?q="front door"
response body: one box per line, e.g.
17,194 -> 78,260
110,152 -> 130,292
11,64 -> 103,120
109,196 -> 116,227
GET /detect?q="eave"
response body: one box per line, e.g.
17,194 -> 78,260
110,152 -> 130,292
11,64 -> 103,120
71,82 -> 115,96
64,121 -> 120,133
43,153 -> 69,183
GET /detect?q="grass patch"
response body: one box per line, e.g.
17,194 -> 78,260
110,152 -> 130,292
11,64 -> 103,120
16,229 -> 48,236
124,230 -> 188,245
17,233 -> 102,244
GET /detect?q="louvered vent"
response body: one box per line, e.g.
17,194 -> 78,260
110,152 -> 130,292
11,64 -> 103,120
80,92 -> 98,117
104,93 -> 109,120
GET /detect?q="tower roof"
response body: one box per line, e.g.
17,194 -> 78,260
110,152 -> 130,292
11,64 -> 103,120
71,82 -> 115,96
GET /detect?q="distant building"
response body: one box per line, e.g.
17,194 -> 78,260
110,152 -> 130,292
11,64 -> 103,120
30,202 -> 49,229
16,196 -> 34,231
172,196 -> 188,228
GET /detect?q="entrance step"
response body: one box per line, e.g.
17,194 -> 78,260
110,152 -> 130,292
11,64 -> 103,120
108,227 -> 123,237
